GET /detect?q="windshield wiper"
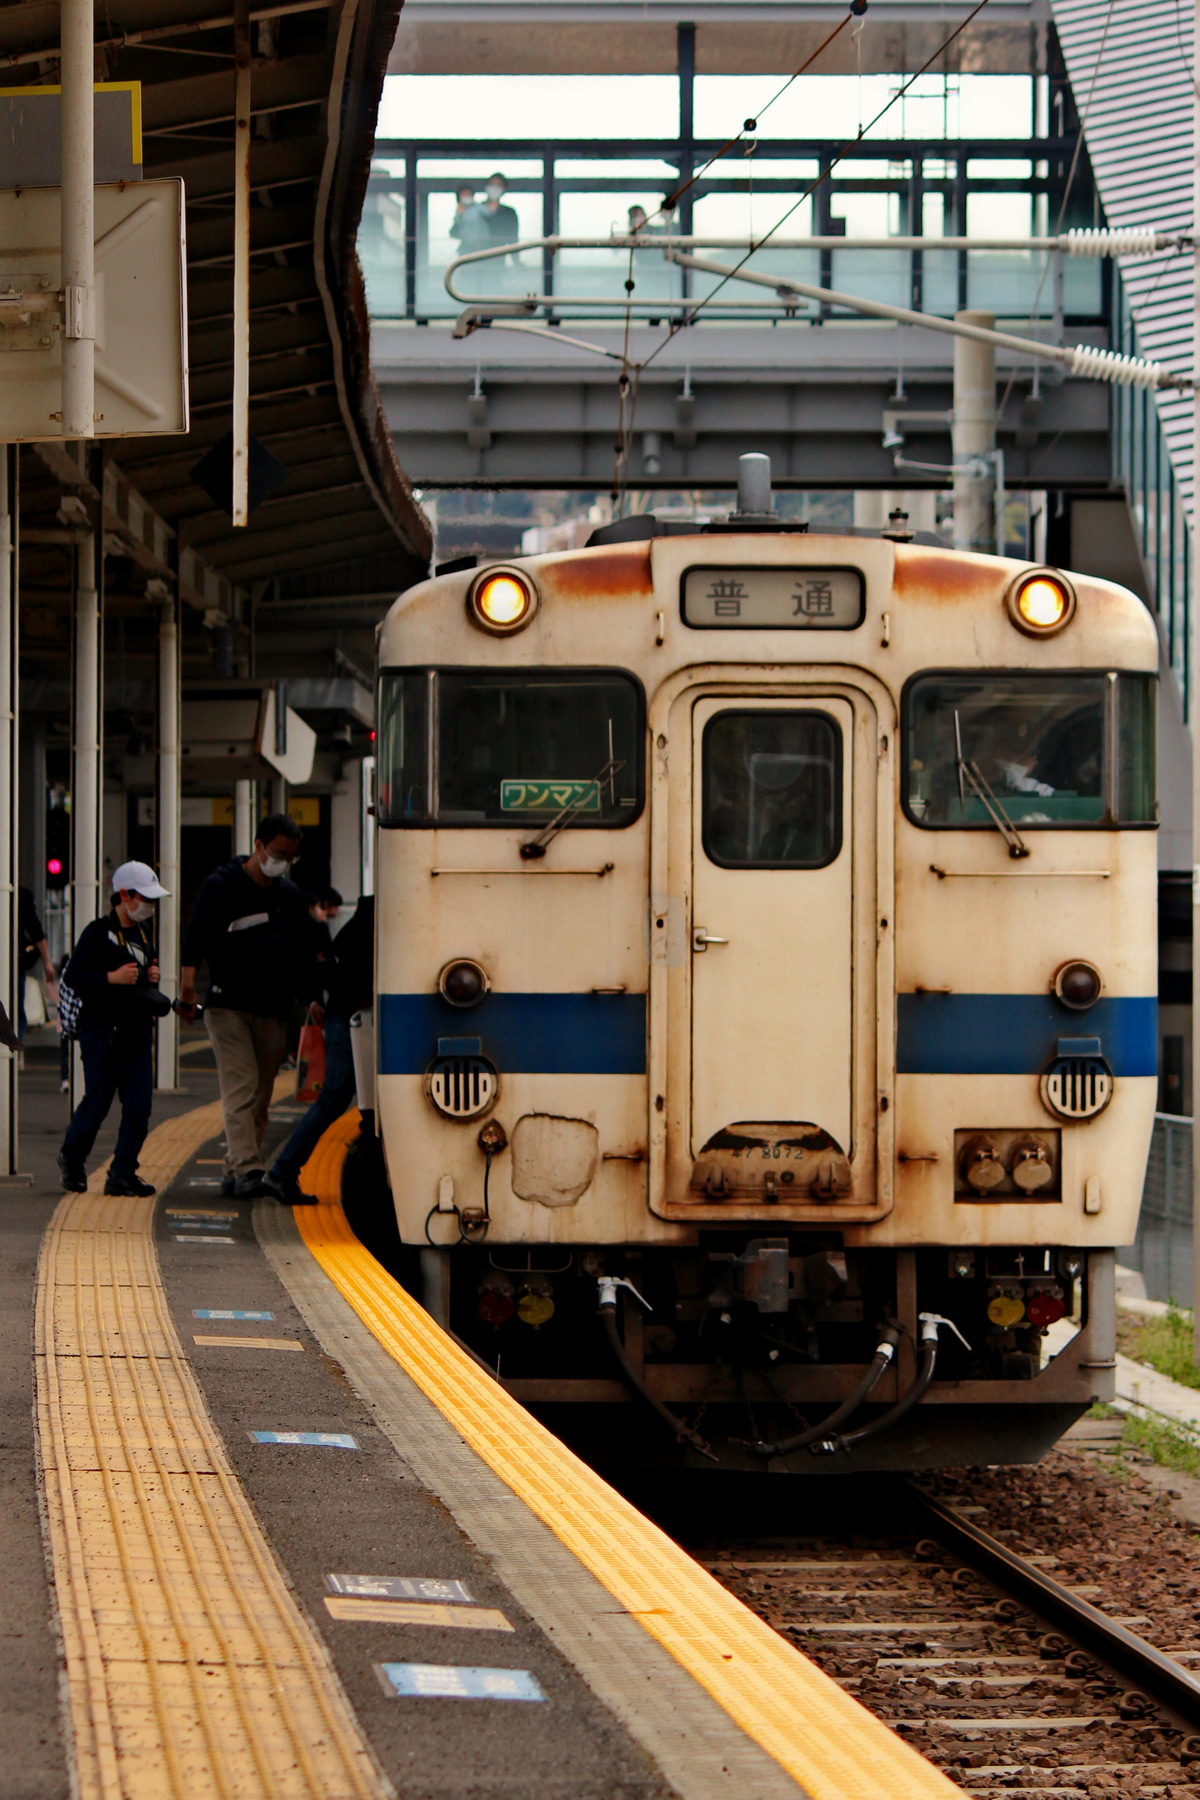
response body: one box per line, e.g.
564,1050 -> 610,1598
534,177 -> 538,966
954,710 -> 1030,860
520,757 -> 626,860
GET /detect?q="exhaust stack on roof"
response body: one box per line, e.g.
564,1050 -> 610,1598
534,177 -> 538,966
733,452 -> 776,519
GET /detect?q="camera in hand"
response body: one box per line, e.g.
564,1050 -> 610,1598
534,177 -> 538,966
136,985 -> 173,1019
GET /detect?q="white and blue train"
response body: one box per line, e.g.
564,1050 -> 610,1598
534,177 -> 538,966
363,462 -> 1157,1471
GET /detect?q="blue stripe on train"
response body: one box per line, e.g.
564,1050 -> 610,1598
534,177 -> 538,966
379,991 -> 1156,1080
377,992 -> 648,1076
897,993 -> 1158,1077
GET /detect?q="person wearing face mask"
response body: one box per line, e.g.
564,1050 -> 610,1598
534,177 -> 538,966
57,861 -> 169,1196
481,172 -> 519,257
304,887 -> 343,964
179,814 -> 321,1199
449,182 -> 489,258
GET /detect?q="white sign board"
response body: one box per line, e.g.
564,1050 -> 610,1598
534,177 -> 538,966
259,689 -> 317,787
0,178 -> 187,440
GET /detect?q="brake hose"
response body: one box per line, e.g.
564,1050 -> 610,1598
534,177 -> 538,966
810,1313 -> 969,1457
751,1325 -> 902,1459
598,1278 -> 716,1459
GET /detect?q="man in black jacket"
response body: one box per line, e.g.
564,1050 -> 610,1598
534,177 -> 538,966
179,813 -> 319,1198
262,896 -> 373,1206
58,860 -> 170,1196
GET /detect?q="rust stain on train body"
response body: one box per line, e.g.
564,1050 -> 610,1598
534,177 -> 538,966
892,543 -> 1015,603
541,543 -> 654,598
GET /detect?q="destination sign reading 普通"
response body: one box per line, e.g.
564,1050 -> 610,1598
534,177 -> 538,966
682,566 -> 864,629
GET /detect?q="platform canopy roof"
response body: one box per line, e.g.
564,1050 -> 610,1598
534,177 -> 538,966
389,0 -> 1046,76
0,0 -> 431,602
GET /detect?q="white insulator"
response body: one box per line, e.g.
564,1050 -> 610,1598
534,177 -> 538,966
1067,344 -> 1168,389
1062,227 -> 1168,257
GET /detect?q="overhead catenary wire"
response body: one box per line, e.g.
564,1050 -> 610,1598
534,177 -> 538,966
635,0 -> 997,376
447,0 -> 1193,479
650,2 -> 863,228
614,0 -> 984,489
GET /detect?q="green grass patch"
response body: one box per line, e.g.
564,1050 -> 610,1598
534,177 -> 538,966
1117,1303 -> 1200,1392
1117,1410 -> 1200,1479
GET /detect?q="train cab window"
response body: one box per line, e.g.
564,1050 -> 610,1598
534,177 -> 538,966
376,668 -> 644,827
702,711 -> 842,868
905,672 -> 1157,829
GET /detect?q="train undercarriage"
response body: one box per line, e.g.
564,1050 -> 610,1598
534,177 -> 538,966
345,1143 -> 1115,1473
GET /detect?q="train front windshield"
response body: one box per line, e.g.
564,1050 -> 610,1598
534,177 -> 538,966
905,672 -> 1156,829
376,668 -> 644,826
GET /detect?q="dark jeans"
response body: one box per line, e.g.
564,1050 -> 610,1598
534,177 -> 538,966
61,1025 -> 153,1178
270,1011 -> 356,1180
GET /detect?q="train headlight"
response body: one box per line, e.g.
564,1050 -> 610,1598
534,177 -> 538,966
1053,960 -> 1102,1010
438,958 -> 490,1008
468,565 -> 538,634
1006,567 -> 1076,636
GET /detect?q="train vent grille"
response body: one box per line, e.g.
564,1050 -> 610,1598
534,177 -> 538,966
427,1055 -> 497,1121
1040,1056 -> 1112,1122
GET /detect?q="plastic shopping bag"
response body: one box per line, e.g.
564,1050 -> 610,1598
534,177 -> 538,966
295,1009 -> 326,1103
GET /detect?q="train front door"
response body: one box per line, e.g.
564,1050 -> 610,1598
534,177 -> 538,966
689,692 -> 857,1167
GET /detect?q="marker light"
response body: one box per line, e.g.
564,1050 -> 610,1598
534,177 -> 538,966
438,958 -> 490,1008
1054,960 -> 1102,1010
1006,567 -> 1076,636
468,565 -> 538,634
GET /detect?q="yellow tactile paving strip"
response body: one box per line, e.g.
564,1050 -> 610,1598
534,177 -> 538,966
36,1086 -> 390,1800
296,1112 -> 960,1800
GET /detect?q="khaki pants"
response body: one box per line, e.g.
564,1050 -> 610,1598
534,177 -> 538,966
205,1008 -> 288,1175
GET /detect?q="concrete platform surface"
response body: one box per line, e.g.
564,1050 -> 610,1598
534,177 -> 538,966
5,1048 -> 956,1800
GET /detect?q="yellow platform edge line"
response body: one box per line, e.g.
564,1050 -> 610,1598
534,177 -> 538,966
37,1080 -> 389,1800
296,1114 -> 960,1800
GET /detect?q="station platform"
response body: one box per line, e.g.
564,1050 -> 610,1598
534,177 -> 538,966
3,1046 -> 957,1800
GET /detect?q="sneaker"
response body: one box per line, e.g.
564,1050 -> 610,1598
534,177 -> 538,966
233,1169 -> 268,1199
261,1169 -> 319,1207
104,1173 -> 156,1198
57,1150 -> 87,1192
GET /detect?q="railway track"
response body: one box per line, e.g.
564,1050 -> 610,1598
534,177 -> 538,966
697,1480 -> 1200,1797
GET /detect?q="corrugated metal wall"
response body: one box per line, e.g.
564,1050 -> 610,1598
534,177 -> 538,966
1051,0 -> 1193,518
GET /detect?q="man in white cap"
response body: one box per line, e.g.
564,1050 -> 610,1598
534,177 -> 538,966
58,861 -> 170,1196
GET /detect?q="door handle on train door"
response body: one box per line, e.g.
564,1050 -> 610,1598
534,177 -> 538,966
692,927 -> 730,952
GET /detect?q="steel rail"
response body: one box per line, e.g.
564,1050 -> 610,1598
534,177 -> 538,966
909,1483 -> 1200,1728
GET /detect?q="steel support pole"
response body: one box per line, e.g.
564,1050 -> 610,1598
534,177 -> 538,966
155,594 -> 181,1091
1191,0 -> 1200,1360
70,509 -> 102,1105
0,450 -> 20,1177
234,779 -> 254,855
232,0 -> 251,524
952,308 -> 996,552
60,0 -> 95,438
677,22 -> 695,204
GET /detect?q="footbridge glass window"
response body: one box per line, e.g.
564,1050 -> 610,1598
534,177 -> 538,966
376,668 -> 644,826
904,672 -> 1157,829
702,710 -> 842,868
